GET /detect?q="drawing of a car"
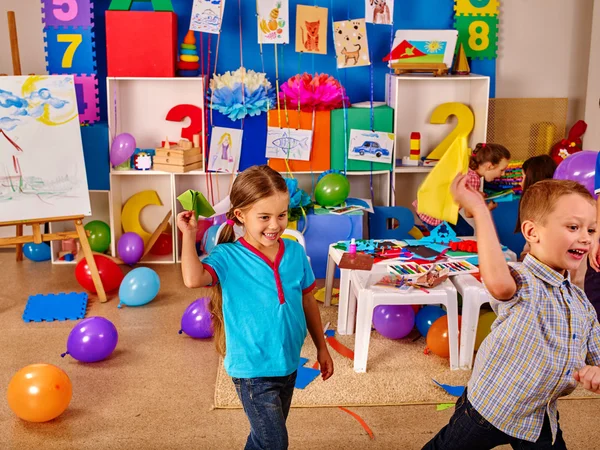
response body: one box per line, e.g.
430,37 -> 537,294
352,141 -> 389,158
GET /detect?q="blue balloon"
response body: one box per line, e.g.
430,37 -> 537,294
203,224 -> 220,254
23,243 -> 51,262
118,267 -> 160,308
416,305 -> 447,337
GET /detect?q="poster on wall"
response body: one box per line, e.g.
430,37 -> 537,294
190,0 -> 226,34
0,75 -> 91,222
208,127 -> 243,173
365,0 -> 394,25
333,19 -> 370,68
257,0 -> 290,44
347,129 -> 394,164
295,5 -> 328,54
265,127 -> 313,161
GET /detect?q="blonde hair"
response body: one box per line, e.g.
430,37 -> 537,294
218,132 -> 232,146
469,143 -> 511,171
519,179 -> 594,228
209,165 -> 288,356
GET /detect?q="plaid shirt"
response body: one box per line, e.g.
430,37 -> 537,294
469,254 -> 600,443
413,169 -> 482,226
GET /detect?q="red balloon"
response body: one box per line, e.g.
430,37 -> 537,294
411,305 -> 421,314
75,255 -> 124,293
426,316 -> 462,358
150,232 -> 173,256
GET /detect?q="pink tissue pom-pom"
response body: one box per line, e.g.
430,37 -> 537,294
279,73 -> 350,112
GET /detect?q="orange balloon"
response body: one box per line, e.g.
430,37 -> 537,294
7,364 -> 72,422
426,316 -> 462,358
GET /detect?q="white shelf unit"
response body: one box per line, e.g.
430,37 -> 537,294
110,171 -> 174,263
387,73 -> 490,212
48,190 -> 111,264
107,77 -> 206,264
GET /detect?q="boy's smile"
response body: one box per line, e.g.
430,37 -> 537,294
526,194 -> 596,274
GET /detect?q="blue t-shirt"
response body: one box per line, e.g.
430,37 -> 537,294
202,238 -> 316,378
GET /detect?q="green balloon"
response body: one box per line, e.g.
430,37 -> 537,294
315,173 -> 350,207
84,220 -> 111,253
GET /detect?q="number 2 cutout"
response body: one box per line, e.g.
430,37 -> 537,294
427,103 -> 474,161
165,105 -> 203,142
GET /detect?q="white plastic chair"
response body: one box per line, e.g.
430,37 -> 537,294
451,275 -> 491,370
350,268 -> 460,372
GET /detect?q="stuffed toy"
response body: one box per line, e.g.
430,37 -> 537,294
550,120 -> 587,165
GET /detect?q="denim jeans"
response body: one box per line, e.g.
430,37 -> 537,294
422,390 -> 567,450
232,371 -> 297,450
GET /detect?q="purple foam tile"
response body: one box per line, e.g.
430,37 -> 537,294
42,0 -> 93,28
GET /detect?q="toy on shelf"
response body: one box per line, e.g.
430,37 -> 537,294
154,135 -> 203,172
177,30 -> 200,77
550,120 -> 587,165
452,43 -> 470,75
133,150 -> 154,170
401,131 -> 421,166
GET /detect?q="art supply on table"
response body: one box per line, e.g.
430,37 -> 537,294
349,238 -> 357,255
338,252 -> 374,271
389,260 -> 478,280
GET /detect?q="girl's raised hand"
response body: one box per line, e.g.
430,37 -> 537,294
451,174 -> 486,216
177,210 -> 198,235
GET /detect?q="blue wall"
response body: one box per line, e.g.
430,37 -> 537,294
93,0 -> 494,122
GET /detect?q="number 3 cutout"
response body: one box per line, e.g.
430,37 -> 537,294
427,103 -> 474,161
165,105 -> 203,142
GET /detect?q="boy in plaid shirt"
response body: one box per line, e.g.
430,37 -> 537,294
423,178 -> 600,449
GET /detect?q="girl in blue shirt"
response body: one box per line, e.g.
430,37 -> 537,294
177,165 -> 334,450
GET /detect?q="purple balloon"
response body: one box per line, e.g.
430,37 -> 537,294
62,317 -> 118,363
117,232 -> 144,265
179,297 -> 214,339
373,305 -> 415,339
553,150 -> 597,199
110,133 -> 136,166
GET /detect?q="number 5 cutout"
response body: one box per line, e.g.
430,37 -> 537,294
165,105 -> 203,142
43,0 -> 93,27
427,102 -> 474,161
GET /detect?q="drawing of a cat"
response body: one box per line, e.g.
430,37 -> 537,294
301,20 -> 320,52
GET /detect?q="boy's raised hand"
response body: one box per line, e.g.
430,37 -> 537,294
574,366 -> 600,393
450,174 -> 487,217
177,210 -> 198,235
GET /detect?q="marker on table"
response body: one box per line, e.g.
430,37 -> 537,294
349,238 -> 357,255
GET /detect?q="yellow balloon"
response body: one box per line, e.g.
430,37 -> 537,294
121,190 -> 162,246
474,311 -> 497,351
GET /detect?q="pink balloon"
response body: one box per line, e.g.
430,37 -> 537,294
110,133 -> 136,167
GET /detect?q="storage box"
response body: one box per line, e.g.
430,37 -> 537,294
267,110 -> 331,172
106,11 -> 177,77
331,106 -> 394,171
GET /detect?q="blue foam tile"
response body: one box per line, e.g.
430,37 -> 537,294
296,363 -> 320,390
23,292 -> 88,322
80,122 -> 109,190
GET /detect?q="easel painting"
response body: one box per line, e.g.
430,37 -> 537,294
0,75 -> 91,222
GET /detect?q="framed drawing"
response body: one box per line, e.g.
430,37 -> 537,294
383,30 -> 458,69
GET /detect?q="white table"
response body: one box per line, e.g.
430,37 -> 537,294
350,269 -> 460,372
324,239 -> 517,336
324,239 -> 404,335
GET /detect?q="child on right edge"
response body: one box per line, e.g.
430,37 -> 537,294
423,178 -> 600,449
413,142 -> 510,236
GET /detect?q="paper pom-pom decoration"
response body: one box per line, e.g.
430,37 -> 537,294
208,67 -> 276,121
279,73 -> 350,112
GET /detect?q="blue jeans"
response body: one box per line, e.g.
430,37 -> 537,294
422,390 -> 566,449
232,371 -> 297,450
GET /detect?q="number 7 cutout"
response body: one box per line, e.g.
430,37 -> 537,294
426,102 -> 474,161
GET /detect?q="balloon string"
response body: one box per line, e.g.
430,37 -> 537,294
60,352 -> 68,358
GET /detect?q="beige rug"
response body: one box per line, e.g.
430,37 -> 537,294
215,306 -> 597,409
